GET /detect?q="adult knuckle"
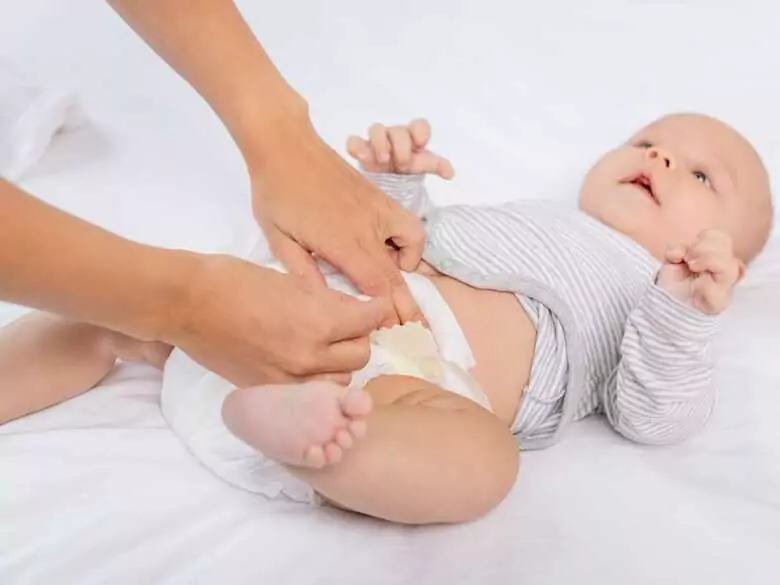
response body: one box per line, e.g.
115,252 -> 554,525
288,352 -> 317,377
406,217 -> 426,243
280,356 -> 305,378
361,272 -> 390,295
307,308 -> 333,338
384,265 -> 406,288
319,315 -> 341,341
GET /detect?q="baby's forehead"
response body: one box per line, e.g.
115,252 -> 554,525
634,115 -> 761,172
633,114 -> 727,142
637,114 -> 768,195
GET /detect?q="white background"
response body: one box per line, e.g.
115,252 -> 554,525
1,1 -> 779,584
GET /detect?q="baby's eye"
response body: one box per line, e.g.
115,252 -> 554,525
635,141 -> 653,149
693,170 -> 712,188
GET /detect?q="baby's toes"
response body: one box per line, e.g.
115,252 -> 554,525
303,445 -> 326,469
348,419 -> 368,440
324,443 -> 343,465
340,390 -> 373,419
335,429 -> 354,450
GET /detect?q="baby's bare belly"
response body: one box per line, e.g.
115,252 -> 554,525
416,263 -> 536,426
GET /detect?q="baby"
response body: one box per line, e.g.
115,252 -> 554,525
0,113 -> 772,526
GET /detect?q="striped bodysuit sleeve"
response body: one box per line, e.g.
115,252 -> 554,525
364,172 -> 431,217
602,283 -> 719,445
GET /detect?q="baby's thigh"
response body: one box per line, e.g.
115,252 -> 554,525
298,374 -> 519,524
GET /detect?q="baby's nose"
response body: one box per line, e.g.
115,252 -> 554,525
645,146 -> 675,170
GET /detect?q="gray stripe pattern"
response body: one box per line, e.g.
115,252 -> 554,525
366,173 -> 719,447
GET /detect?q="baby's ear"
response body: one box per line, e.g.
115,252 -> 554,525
735,258 -> 747,283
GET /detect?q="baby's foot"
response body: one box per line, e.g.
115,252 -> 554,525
221,382 -> 372,469
104,330 -> 173,370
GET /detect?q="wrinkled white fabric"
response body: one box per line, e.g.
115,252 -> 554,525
0,61 -> 82,179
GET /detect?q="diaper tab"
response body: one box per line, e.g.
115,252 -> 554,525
368,322 -> 445,386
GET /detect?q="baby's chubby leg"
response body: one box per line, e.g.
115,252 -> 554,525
0,312 -> 171,424
220,375 -> 518,524
294,375 -> 519,525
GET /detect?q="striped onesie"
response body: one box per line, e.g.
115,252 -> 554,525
368,173 -> 719,449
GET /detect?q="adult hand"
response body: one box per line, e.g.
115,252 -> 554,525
250,117 -> 427,326
168,253 -> 389,387
109,0 -> 426,323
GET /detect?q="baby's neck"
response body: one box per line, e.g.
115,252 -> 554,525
578,208 -> 665,264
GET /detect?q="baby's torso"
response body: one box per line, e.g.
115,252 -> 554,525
420,201 -> 661,447
416,262 -> 535,426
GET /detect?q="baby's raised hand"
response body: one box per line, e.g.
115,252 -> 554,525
347,119 -> 455,179
657,229 -> 744,315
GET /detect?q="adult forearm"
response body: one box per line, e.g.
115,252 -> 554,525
0,179 -> 190,341
106,0 -> 426,325
108,0 -> 309,168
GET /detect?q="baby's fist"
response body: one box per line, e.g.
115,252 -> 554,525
656,229 -> 744,315
347,119 -> 454,179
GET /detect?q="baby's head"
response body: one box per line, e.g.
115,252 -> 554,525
579,113 -> 773,263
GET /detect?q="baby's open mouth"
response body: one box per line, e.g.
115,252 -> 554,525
623,173 -> 658,204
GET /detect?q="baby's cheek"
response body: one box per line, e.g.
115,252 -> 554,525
664,201 -> 718,245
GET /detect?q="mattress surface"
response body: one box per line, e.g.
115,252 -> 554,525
1,2 -> 779,584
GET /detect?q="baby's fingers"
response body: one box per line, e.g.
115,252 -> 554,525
435,155 -> 455,180
410,150 -> 455,179
665,244 -> 687,265
408,119 -> 432,150
369,124 -> 392,164
692,273 -> 732,315
388,126 -> 414,171
348,135 -> 390,173
347,135 -> 372,163
686,249 -> 742,285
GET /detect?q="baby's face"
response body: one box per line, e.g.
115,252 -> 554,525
579,114 -> 772,261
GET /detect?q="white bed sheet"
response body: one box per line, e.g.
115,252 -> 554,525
2,1 -> 779,583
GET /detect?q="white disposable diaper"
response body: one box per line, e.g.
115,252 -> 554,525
160,238 -> 488,504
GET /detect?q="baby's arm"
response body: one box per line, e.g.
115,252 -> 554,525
602,231 -> 738,445
292,375 -> 519,524
0,312 -> 170,425
602,285 -> 718,445
347,119 -> 452,218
